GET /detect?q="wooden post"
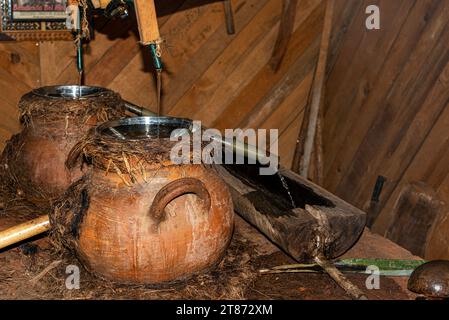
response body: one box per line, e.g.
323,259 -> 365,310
292,0 -> 335,177
133,0 -> 161,44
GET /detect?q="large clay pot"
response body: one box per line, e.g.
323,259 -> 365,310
51,117 -> 234,284
2,85 -> 126,203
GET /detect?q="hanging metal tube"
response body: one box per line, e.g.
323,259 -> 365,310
122,101 -> 277,165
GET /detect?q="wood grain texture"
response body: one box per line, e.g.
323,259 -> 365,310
323,0 -> 449,258
0,41 -> 40,150
386,182 -> 443,257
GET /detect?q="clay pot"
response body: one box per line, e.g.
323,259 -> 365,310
52,117 -> 234,284
2,85 -> 126,202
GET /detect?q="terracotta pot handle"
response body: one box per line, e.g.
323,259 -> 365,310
149,178 -> 211,226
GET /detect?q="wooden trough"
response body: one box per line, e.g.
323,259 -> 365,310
217,164 -> 366,262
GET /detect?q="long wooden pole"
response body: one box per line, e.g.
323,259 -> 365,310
292,0 -> 335,177
0,215 -> 50,250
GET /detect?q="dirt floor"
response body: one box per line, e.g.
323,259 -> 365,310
0,208 -> 419,300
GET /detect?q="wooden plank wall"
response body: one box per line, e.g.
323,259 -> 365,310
324,0 -> 449,257
0,0 -> 326,168
0,42 -> 40,150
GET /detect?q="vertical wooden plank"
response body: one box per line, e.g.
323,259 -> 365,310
0,41 -> 40,149
373,96 -> 449,233
323,0 -> 438,192
335,0 -> 449,209
324,0 -> 420,186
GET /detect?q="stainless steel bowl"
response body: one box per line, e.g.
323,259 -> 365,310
32,85 -> 109,99
97,116 -> 195,141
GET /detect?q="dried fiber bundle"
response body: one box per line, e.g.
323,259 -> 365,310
19,88 -> 123,130
1,86 -> 126,205
66,126 -> 204,184
50,174 -> 91,253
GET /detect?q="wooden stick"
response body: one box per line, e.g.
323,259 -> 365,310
30,260 -> 62,285
315,256 -> 368,300
0,215 -> 50,250
300,0 -> 334,177
292,0 -> 335,177
291,64 -> 315,173
133,0 -> 160,44
270,0 -> 299,71
223,0 -> 236,35
89,0 -> 112,9
314,99 -> 324,185
259,269 -> 317,274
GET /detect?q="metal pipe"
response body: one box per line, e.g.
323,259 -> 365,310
122,101 -> 279,165
124,100 -> 151,116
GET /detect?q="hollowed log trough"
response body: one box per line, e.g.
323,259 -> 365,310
217,164 -> 366,262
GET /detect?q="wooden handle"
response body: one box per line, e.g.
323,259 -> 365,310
0,215 -> 50,250
223,0 -> 235,35
89,0 -> 112,9
149,178 -> 211,226
134,0 -> 160,44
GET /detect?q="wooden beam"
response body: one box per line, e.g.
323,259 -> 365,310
292,0 -> 334,177
270,0 -> 299,71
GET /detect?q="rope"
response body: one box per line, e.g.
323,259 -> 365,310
79,0 -> 91,40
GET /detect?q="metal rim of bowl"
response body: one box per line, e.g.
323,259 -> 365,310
96,116 -> 195,141
32,85 -> 109,100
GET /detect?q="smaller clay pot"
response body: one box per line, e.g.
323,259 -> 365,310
2,85 -> 126,203
51,117 -> 234,284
